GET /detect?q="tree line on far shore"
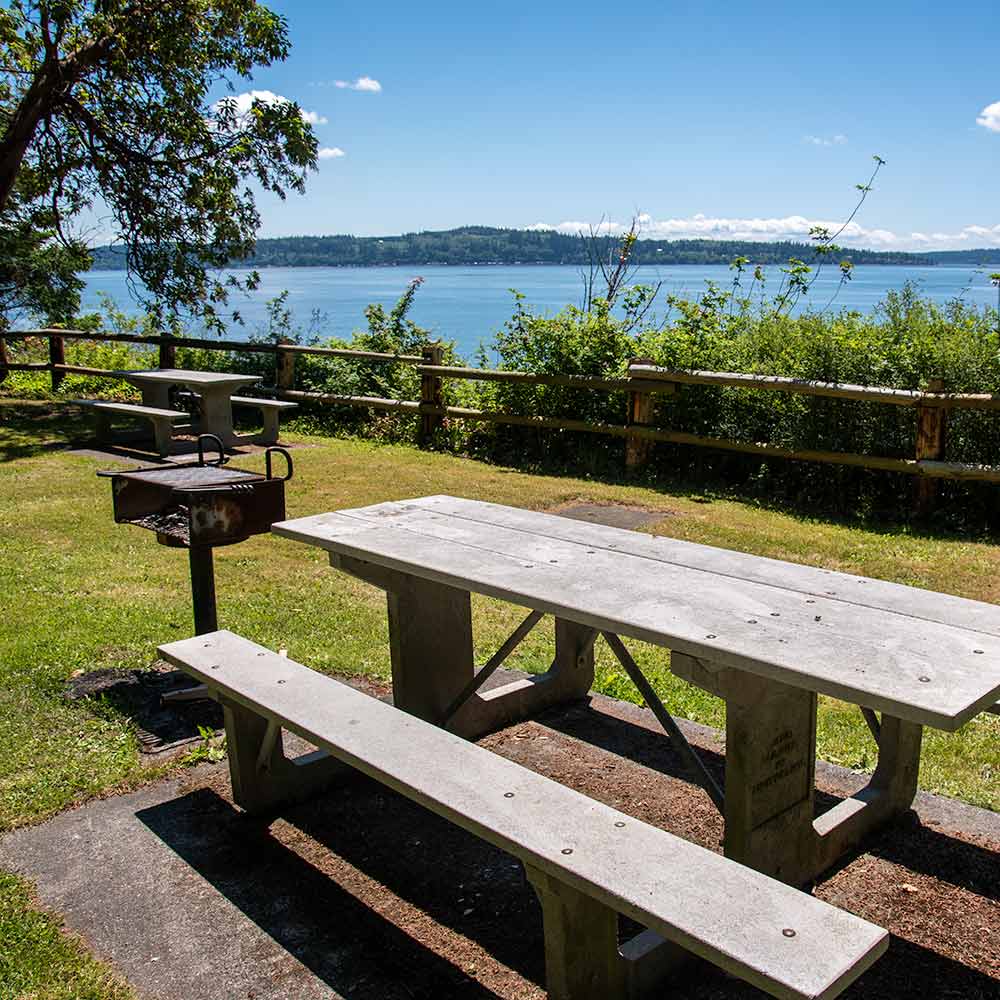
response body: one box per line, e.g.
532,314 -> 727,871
89,227 -> 952,270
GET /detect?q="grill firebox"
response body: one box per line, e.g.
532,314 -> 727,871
100,436 -> 292,634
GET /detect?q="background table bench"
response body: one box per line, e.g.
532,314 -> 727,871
160,630 -> 888,1000
273,495 -> 1000,885
71,399 -> 188,456
229,396 -> 298,444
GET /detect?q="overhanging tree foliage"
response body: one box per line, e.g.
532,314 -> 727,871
0,0 -> 318,328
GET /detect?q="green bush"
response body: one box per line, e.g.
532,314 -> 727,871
461,282 -> 1000,526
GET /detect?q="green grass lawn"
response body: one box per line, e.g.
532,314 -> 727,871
0,871 -> 135,1000
2,399 -> 997,828
1,398 -> 998,996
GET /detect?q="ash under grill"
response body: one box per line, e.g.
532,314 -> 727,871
130,507 -> 193,546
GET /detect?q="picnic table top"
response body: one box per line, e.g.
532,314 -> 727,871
272,495 -> 1000,731
114,368 -> 260,388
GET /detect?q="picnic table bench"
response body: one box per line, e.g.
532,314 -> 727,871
71,399 -> 189,457
229,396 -> 298,445
160,630 -> 888,1000
272,495 -> 1000,886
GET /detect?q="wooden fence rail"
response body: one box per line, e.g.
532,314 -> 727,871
4,328 -> 1000,510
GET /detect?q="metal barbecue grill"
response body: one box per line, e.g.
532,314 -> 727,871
99,435 -> 292,635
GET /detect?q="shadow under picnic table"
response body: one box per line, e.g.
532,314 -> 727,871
535,698 -> 999,902
137,786 -> 514,1000
138,752 -> 998,1000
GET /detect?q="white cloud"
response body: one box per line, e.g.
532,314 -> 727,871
527,219 -> 623,237
976,101 -> 1000,132
317,147 -> 346,160
526,215 -> 1000,251
804,134 -> 848,146
215,90 -> 327,126
334,76 -> 382,93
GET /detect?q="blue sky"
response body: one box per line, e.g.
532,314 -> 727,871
226,1 -> 998,250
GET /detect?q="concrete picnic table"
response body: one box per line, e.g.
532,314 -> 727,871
272,495 -> 1000,885
115,368 -> 261,448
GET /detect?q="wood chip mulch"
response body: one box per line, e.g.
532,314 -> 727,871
176,688 -> 998,999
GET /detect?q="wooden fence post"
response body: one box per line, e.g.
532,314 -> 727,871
158,337 -> 176,369
49,334 -> 65,391
914,377 -> 947,518
419,342 -> 444,446
625,357 -> 656,473
275,339 -> 296,392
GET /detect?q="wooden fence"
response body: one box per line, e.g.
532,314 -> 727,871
4,327 -> 1000,514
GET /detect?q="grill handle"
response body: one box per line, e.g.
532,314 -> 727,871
265,447 -> 293,482
197,434 -> 227,468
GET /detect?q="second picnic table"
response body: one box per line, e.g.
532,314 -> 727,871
273,494 -> 1000,885
115,368 -> 261,448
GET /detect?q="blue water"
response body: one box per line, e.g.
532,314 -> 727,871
79,264 -> 998,362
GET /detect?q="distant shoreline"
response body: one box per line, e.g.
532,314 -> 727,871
87,259 -> 969,273
89,226 -> 1000,272
80,261 -> 996,274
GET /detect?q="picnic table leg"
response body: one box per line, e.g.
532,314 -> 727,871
812,714 -> 922,871
386,574 -> 476,725
257,407 -> 281,445
672,653 -> 925,885
139,383 -> 171,409
198,387 -> 239,448
151,417 -> 174,457
525,865 -> 624,1000
332,555 -> 596,739
221,699 -> 347,814
94,409 -> 113,445
525,864 -> 685,999
671,654 -> 818,883
721,671 -> 819,885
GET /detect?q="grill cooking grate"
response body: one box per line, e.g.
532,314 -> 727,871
115,465 -> 266,490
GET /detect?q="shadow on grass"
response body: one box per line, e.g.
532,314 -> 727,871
457,431 -> 1000,543
0,399 -> 96,462
6,396 -> 1000,544
0,398 -> 264,464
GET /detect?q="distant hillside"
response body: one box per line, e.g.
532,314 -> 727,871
924,249 -> 1000,267
89,226 -> 936,270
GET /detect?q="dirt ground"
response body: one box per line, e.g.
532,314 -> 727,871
156,684 -> 998,1000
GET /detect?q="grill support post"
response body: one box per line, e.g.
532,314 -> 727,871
189,545 -> 219,635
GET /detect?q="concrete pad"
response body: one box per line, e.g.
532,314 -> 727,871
550,502 -> 676,531
69,439 -> 310,465
0,769 -> 345,1000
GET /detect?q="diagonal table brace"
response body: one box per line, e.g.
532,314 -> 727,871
601,631 -> 725,813
859,706 -> 882,744
442,609 -> 546,727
